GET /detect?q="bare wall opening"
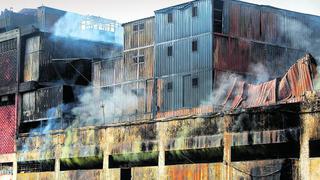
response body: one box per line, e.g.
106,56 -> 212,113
17,160 -> 55,173
165,148 -> 223,165
231,143 -> 300,162
109,152 -> 159,168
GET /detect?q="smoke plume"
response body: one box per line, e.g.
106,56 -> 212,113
71,87 -> 139,127
53,12 -> 123,45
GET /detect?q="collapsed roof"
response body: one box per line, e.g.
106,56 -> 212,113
222,54 -> 317,109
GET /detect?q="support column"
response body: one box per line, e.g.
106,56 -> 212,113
299,114 -> 315,180
158,122 -> 166,180
55,157 -> 60,180
55,135 -> 62,180
223,116 -> 232,180
103,128 -> 112,180
12,153 -> 17,180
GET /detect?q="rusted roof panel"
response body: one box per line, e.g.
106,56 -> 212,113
222,54 -> 316,109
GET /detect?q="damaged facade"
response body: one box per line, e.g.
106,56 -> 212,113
0,0 -> 320,179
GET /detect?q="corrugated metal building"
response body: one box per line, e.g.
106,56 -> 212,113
0,6 -> 123,179
92,17 -> 155,122
1,0 -> 320,179
155,0 -> 213,114
214,0 -> 320,81
155,0 -> 320,118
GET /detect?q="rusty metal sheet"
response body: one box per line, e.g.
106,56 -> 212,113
214,35 -> 306,79
228,2 -> 261,40
156,106 -> 213,119
278,54 -> 315,102
222,54 -> 315,109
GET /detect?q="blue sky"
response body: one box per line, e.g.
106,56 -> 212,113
0,0 -> 319,23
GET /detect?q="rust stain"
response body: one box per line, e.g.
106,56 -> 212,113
222,54 -> 316,109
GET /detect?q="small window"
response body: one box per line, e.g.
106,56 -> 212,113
0,95 -> 14,106
139,23 -> 145,30
192,6 -> 198,17
1,96 -> 8,102
132,89 -> 144,97
167,82 -> 173,92
192,40 -> 198,52
133,56 -> 138,63
133,24 -> 139,31
192,78 -> 198,87
139,56 -> 145,63
168,13 -> 173,23
167,46 -> 173,56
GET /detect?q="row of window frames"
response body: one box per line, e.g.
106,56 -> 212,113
134,4 -> 221,29
133,23 -> 145,32
103,87 -> 145,97
167,0 -> 224,23
167,78 -> 199,92
133,6 -> 198,30
167,6 -> 198,23
167,40 -> 198,56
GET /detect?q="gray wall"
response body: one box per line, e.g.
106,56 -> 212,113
155,0 -> 213,43
155,0 -> 214,111
159,70 -> 212,111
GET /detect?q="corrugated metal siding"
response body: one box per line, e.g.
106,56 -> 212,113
99,80 -> 154,117
155,0 -> 213,43
37,6 -> 66,32
214,35 -> 305,79
22,86 -> 64,122
0,10 -> 36,30
124,47 -> 154,81
92,57 -> 123,87
223,0 -> 320,59
24,36 -> 41,81
23,34 -> 117,83
156,33 -> 212,77
0,104 -> 16,154
157,70 -> 212,112
123,17 -> 154,50
93,48 -> 153,87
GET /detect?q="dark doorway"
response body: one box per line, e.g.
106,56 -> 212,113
121,168 -> 132,180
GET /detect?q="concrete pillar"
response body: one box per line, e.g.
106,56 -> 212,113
223,116 -> 232,180
299,114 -> 315,180
12,153 -> 17,180
158,122 -> 166,180
55,135 -> 62,180
223,133 -> 232,180
103,128 -> 112,180
55,157 -> 60,180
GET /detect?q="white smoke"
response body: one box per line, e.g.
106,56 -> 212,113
71,87 -> 139,127
249,62 -> 270,84
53,12 -> 123,45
